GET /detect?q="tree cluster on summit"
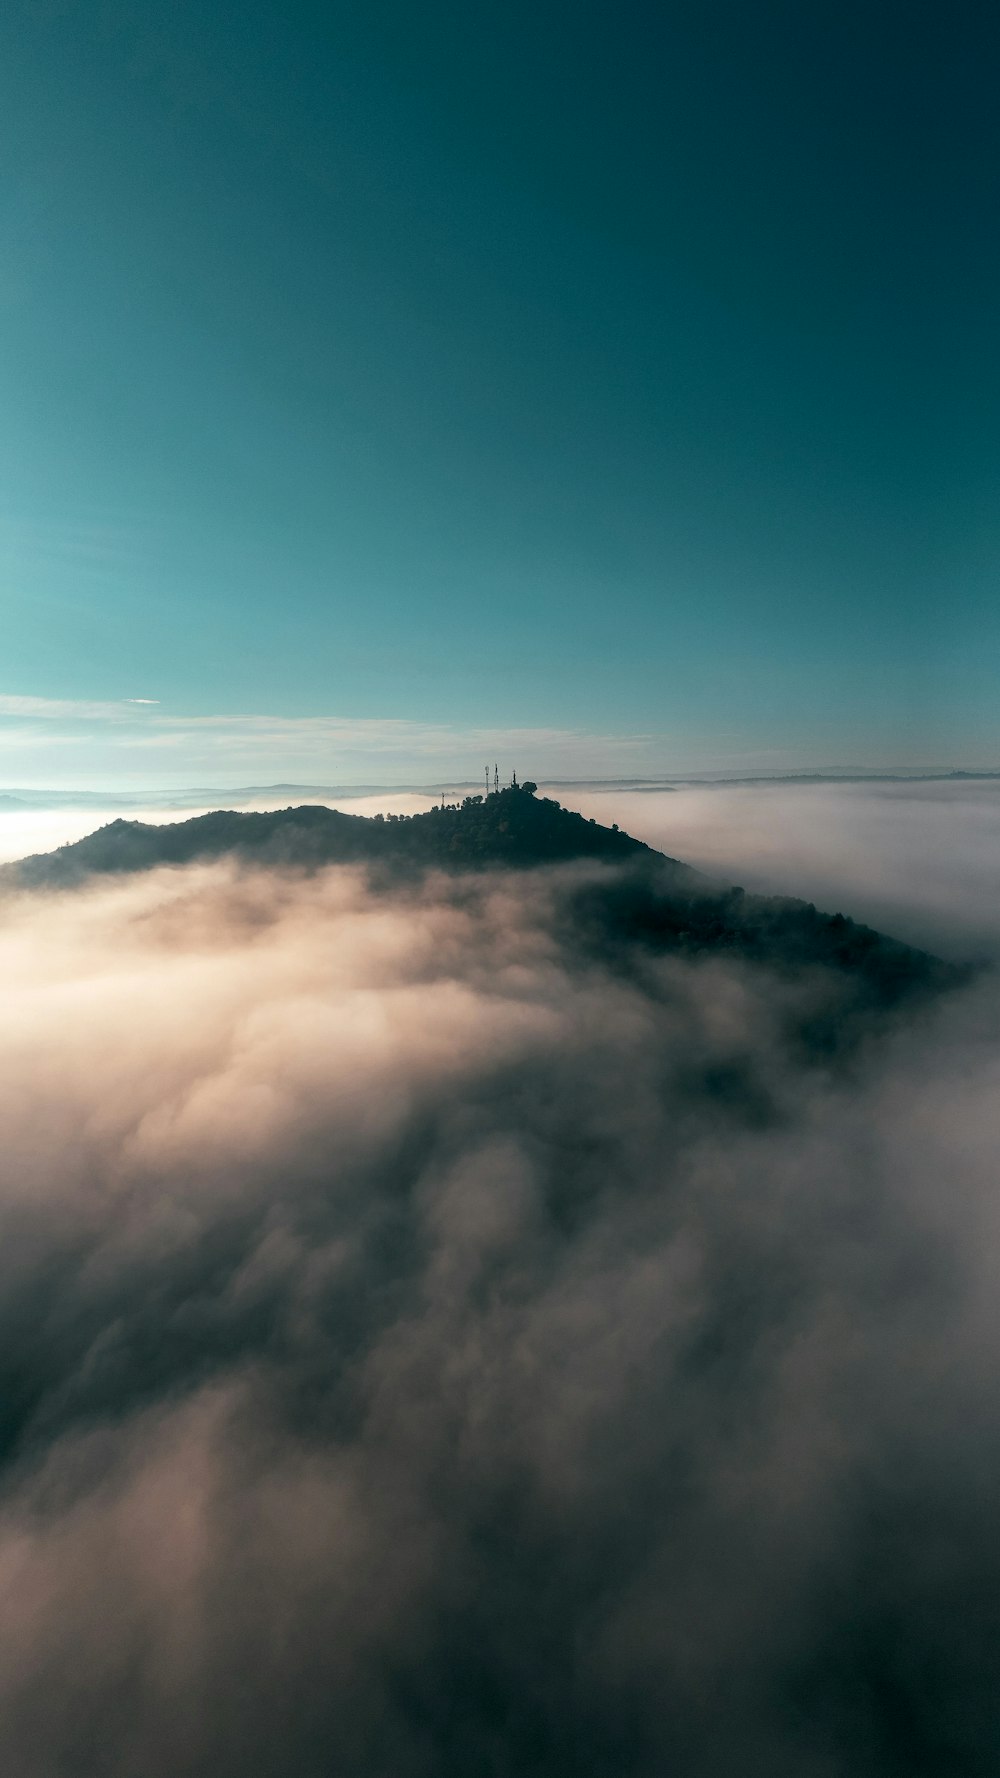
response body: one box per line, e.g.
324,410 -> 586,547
368,783 -> 643,866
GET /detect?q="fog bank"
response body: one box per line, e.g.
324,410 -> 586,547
0,855 -> 998,1774
5,778 -> 995,964
569,778 -> 1000,959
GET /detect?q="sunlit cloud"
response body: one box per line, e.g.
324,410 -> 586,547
0,842 -> 996,1771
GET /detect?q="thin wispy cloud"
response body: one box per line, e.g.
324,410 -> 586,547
0,694 -> 660,784
0,694 -> 149,721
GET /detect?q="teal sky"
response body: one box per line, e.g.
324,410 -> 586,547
2,1 -> 998,784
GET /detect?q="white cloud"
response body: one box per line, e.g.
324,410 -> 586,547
571,778 -> 1000,960
0,694 -> 142,721
0,851 -> 996,1770
0,694 -> 661,786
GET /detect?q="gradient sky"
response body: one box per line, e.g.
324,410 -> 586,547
2,0 -> 999,783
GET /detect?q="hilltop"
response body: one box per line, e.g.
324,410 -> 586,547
0,783 -> 963,1050
2,784 -> 665,888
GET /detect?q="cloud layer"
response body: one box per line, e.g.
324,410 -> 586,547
574,778 -> 1000,961
0,855 -> 999,1775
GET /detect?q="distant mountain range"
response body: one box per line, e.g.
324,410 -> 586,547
1,767 -> 1000,812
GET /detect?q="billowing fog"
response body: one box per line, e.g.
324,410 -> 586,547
0,790 -> 998,1774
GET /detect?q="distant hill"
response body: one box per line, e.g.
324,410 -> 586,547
0,784 -> 964,1048
1,785 -> 663,886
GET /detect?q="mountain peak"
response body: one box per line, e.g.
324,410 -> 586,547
1,786 -> 676,890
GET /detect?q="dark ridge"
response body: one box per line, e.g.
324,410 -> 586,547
0,785 -> 674,889
0,783 -> 968,1041
564,863 -> 965,1059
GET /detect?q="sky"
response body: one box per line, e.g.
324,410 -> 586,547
2,0 -> 999,783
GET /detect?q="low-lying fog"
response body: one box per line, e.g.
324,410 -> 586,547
572,779 -> 1000,961
0,793 -> 439,866
4,778 -> 998,959
0,776 -> 998,1773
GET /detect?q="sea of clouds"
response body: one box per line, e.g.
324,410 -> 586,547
573,777 -> 1000,962
4,777 -> 999,959
0,786 -> 999,1774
